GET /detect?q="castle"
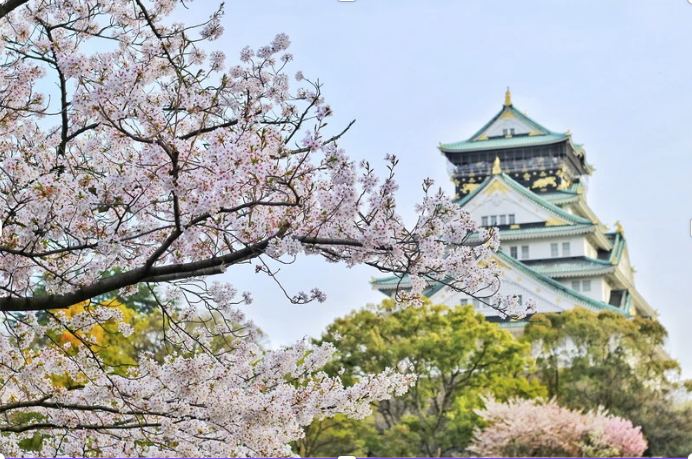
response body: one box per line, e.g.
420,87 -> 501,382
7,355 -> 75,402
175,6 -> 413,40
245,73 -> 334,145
372,89 -> 656,329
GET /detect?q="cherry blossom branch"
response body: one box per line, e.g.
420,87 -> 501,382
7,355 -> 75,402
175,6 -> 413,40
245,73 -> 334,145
0,0 -> 30,20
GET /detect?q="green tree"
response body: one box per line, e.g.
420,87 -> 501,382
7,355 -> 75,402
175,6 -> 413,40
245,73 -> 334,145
296,299 -> 545,457
523,309 -> 692,457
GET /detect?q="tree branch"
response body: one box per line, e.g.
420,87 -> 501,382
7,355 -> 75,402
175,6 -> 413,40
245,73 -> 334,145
0,0 -> 30,20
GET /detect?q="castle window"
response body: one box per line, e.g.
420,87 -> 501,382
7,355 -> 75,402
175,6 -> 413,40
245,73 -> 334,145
582,280 -> 591,292
517,295 -> 523,305
503,129 -> 508,136
481,216 -> 488,226
460,299 -> 468,305
510,128 -> 515,135
499,215 -> 506,225
509,214 -> 516,224
491,215 -> 498,226
572,280 -> 581,292
510,246 -> 518,258
521,246 -> 529,259
551,243 -> 559,257
562,242 -> 571,256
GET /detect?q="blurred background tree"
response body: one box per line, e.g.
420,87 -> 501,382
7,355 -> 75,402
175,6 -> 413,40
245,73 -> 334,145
523,309 -> 692,457
293,299 -> 544,457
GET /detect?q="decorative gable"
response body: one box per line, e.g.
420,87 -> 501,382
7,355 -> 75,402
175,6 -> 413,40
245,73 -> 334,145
462,175 -> 571,226
473,108 -> 541,140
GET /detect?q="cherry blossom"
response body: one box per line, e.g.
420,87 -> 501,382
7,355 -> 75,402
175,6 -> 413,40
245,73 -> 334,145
0,0 -> 527,456
470,397 -> 648,458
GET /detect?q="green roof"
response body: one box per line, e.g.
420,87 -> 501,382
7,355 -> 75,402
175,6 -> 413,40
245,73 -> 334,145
521,256 -> 614,278
439,103 -> 568,153
540,183 -> 584,204
606,232 -> 626,265
371,252 -> 630,317
496,224 -> 595,240
454,172 -> 593,226
496,251 -> 630,316
441,133 -> 568,153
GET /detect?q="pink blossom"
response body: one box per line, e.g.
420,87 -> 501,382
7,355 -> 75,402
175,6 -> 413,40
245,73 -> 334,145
0,0 -> 524,455
470,397 -> 648,458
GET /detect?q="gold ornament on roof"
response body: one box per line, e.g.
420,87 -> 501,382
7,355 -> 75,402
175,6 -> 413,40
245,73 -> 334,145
615,220 -> 625,236
492,156 -> 502,175
504,87 -> 512,106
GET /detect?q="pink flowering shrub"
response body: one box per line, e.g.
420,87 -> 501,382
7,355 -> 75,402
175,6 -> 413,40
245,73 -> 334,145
469,397 -> 647,458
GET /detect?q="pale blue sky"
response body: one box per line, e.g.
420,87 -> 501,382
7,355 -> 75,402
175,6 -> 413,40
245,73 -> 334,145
197,0 -> 692,373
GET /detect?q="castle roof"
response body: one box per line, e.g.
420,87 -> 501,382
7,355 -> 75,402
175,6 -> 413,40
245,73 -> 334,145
439,89 -> 570,153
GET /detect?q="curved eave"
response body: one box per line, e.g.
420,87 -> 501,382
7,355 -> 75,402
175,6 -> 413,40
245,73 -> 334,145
498,224 -> 596,241
587,230 -> 613,251
542,194 -> 581,205
497,251 -> 630,316
630,288 -> 657,319
540,267 -> 615,279
440,134 -> 567,154
608,267 -> 656,319
606,232 -> 626,265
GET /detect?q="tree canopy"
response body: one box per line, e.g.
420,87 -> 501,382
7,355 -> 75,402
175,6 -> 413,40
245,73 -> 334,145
523,309 -> 692,457
295,299 -> 544,457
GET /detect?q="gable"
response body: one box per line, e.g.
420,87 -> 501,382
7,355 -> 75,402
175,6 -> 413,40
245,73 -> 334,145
462,176 -> 572,226
474,109 -> 542,139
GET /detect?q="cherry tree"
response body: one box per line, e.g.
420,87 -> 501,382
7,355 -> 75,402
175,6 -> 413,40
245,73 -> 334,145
0,0 -> 526,456
469,397 -> 648,458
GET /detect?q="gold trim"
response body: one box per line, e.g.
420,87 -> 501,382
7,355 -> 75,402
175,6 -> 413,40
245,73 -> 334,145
483,180 -> 509,196
504,87 -> 512,106
531,176 -> 557,189
615,220 -> 625,236
545,216 -> 565,226
510,224 -> 520,229
492,156 -> 502,175
461,183 -> 480,194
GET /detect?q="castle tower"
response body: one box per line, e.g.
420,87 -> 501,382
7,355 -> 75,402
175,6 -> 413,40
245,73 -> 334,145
372,90 -> 657,328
